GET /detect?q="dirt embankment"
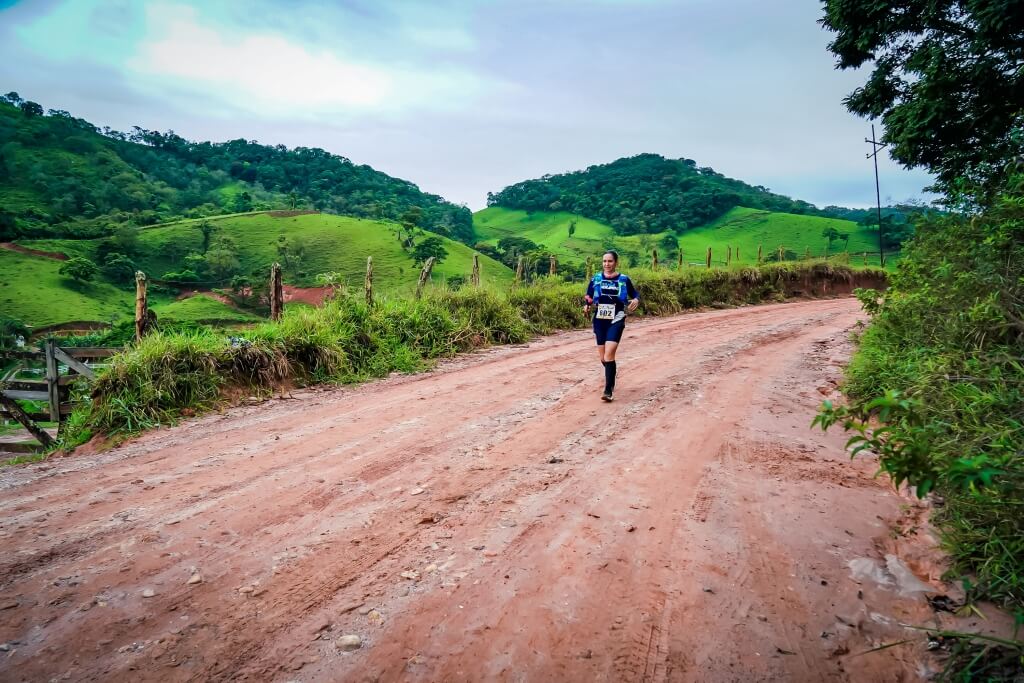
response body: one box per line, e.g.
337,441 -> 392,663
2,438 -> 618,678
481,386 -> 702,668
0,299 -> 1001,682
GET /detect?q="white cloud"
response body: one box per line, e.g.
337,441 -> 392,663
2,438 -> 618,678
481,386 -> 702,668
128,3 -> 488,119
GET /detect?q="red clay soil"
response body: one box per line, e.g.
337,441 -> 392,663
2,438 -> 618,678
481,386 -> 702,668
0,299 -> 1006,682
283,284 -> 333,306
0,242 -> 68,260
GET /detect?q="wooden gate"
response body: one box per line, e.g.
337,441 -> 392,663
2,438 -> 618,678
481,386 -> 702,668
0,341 -> 120,449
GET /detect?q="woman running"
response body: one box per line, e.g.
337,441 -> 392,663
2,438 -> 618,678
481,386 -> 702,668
584,251 -> 640,401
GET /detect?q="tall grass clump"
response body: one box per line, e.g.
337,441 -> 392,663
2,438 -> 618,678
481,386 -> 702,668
73,262 -> 884,442
816,187 -> 1023,609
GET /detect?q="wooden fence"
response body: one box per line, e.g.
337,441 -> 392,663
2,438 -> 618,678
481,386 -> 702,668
0,342 -> 120,448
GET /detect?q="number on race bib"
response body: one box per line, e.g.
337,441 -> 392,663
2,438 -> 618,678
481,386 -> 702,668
596,303 -> 616,320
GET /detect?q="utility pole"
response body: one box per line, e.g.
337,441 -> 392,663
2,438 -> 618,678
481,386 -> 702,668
866,124 -> 887,267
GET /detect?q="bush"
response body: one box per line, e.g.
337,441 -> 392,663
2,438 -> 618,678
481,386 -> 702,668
819,189 -> 1024,608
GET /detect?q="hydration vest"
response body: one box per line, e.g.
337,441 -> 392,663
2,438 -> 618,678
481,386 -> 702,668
592,273 -> 629,303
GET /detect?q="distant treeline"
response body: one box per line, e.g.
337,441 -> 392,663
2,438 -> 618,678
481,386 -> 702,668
0,93 -> 473,243
487,153 -> 931,236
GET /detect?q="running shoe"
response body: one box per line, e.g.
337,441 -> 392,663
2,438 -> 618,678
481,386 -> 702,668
601,392 -> 614,402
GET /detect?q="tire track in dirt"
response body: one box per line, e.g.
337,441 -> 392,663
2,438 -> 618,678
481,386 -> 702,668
0,299 -> 953,682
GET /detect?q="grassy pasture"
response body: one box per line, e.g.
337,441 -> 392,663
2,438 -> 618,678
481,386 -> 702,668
4,212 -> 513,327
152,295 -> 262,324
25,212 -> 513,291
474,206 -> 890,267
0,248 -> 134,326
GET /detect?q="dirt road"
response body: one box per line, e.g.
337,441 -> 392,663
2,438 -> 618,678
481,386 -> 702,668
0,299 -> 965,681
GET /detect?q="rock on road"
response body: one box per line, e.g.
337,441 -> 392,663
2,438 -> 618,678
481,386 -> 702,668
0,299 -> 946,681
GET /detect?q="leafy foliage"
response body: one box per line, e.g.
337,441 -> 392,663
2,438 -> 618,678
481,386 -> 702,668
411,236 -> 448,265
0,315 -> 28,349
820,0 -> 1024,202
487,154 -> 824,235
819,186 -> 1024,607
58,256 -> 97,283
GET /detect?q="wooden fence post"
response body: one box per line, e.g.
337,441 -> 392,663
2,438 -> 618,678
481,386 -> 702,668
549,255 -> 557,276
585,256 -> 593,279
44,338 -> 60,422
270,263 -> 284,321
706,247 -> 712,269
778,245 -> 784,262
365,256 -> 374,306
757,244 -> 763,264
727,246 -> 732,266
677,251 -> 683,270
736,247 -> 740,261
471,254 -> 480,287
651,249 -> 659,271
804,246 -> 811,260
863,251 -> 868,266
135,271 -> 148,343
416,257 -> 436,299
515,256 -> 524,285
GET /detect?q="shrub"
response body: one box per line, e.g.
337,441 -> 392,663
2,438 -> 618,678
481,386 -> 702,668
818,190 -> 1024,608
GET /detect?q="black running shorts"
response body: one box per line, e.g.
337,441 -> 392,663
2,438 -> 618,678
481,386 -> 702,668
593,316 -> 625,345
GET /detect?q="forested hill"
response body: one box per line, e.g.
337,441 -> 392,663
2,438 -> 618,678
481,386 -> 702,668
487,153 -> 823,235
0,93 -> 473,244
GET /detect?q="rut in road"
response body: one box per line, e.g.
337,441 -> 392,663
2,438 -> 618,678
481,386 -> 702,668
0,299 -> 934,682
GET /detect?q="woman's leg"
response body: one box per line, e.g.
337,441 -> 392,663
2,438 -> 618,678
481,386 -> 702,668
603,341 -> 619,362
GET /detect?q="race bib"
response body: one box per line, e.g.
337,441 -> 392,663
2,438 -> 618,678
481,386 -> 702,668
596,303 -> 616,320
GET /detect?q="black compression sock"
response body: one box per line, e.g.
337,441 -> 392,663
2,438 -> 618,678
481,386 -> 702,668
604,360 -> 616,394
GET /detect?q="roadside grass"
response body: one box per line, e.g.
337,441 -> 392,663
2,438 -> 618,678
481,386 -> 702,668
57,261 -> 883,445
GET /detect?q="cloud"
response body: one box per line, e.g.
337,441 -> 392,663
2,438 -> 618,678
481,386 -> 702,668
127,3 -> 488,120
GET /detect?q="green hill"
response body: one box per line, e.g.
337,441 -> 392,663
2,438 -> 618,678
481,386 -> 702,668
3,212 -> 512,327
0,95 -> 473,243
486,153 -> 821,235
474,206 -> 887,269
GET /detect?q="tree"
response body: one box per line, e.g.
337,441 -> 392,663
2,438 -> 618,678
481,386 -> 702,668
0,209 -> 19,241
400,206 -> 422,239
59,257 -> 98,283
204,240 -> 241,280
820,0 -> 1024,200
659,233 -> 679,255
199,220 -> 214,253
1,92 -> 23,107
18,101 -> 43,117
112,224 -> 140,254
411,236 -> 448,265
568,219 -> 577,238
821,226 -> 845,256
232,191 -> 253,213
0,315 -> 29,350
100,252 -> 137,284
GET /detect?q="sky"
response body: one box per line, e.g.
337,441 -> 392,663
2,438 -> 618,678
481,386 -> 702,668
0,0 -> 934,210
